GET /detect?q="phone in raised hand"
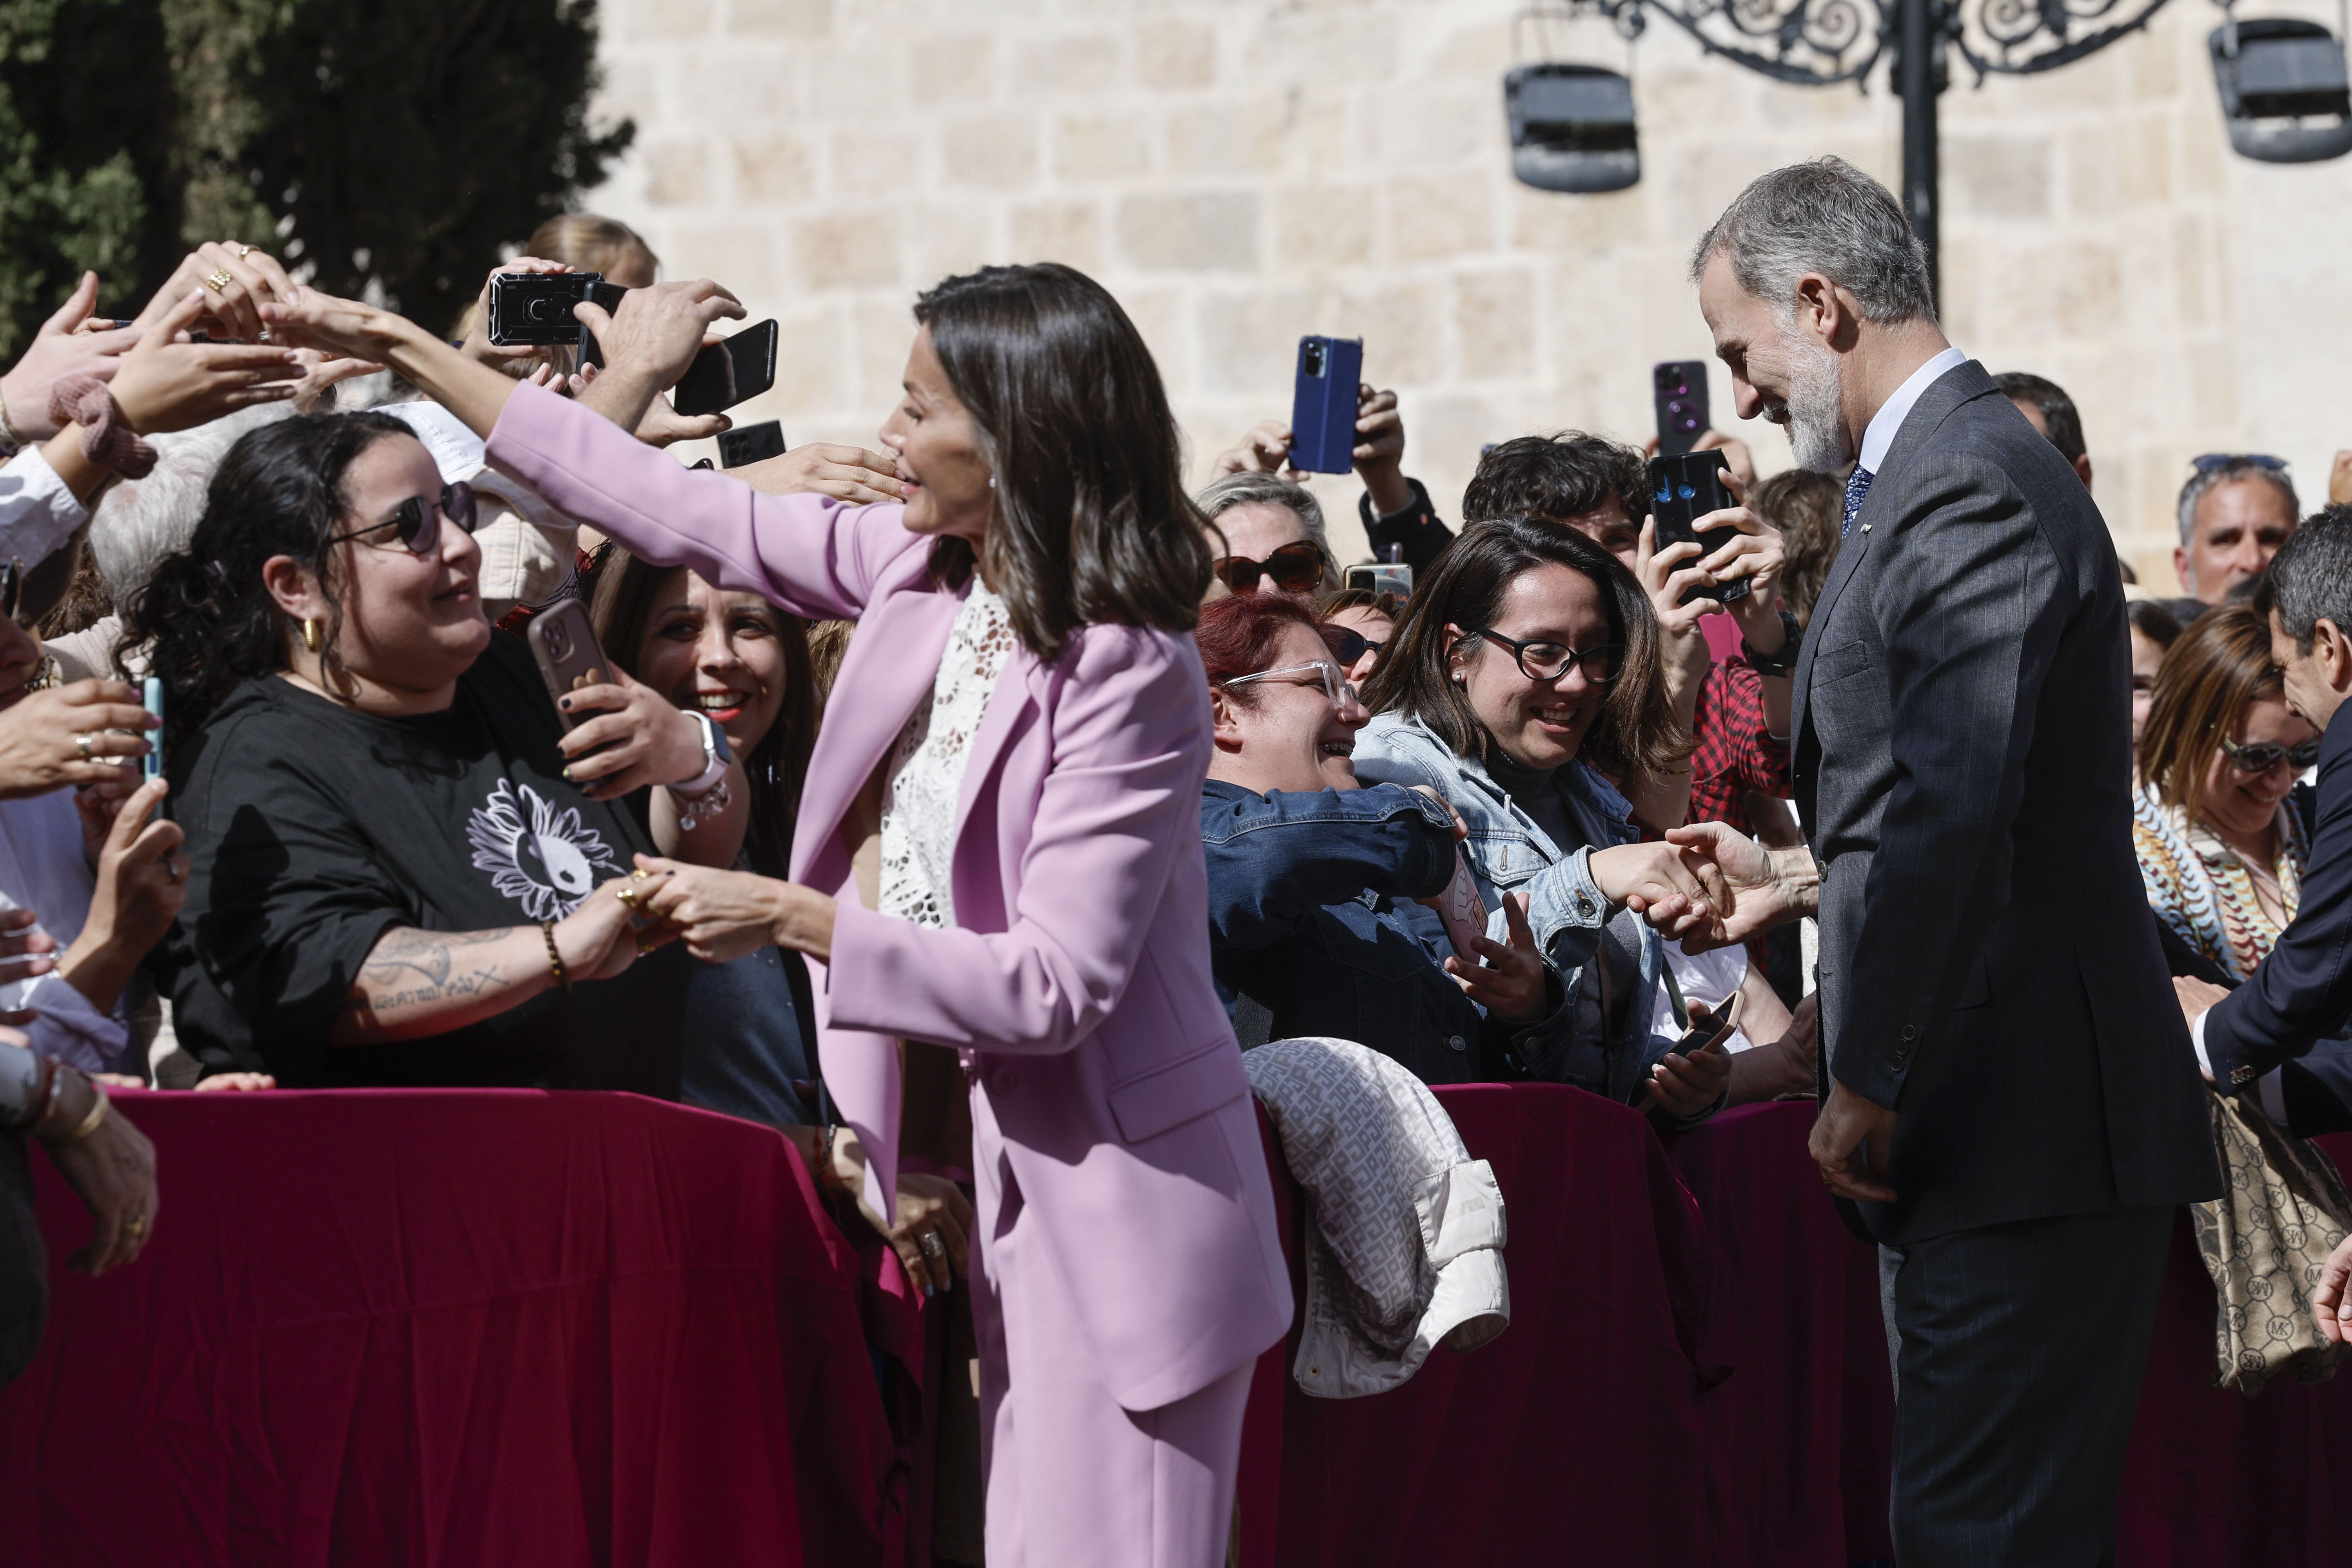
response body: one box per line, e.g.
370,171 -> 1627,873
141,677 -> 164,784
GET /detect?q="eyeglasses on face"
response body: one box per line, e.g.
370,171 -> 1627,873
1218,659 -> 1362,711
1211,540 -> 1325,595
1325,626 -> 1384,666
327,480 -> 480,556
1470,628 -> 1625,685
2218,733 -> 2320,774
2190,453 -> 2289,475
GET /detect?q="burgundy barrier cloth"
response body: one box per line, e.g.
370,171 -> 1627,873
1665,1103 -> 1896,1567
0,1089 -> 898,1568
1239,1083 -> 1716,1568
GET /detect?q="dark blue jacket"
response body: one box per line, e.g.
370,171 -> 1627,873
2205,700 -> 2352,1100
1200,779 -> 1504,1084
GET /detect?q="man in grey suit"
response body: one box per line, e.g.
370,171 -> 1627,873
1659,158 -> 2220,1564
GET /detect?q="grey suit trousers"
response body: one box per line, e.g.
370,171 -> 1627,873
1890,1204 -> 2173,1567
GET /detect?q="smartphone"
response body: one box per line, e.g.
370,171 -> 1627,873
1430,846 -> 1489,963
719,419 -> 787,468
672,319 -> 780,418
487,272 -> 630,348
141,676 -> 163,784
1345,563 -> 1413,599
1673,990 -> 1746,1056
526,599 -> 612,727
1289,335 -> 1364,474
1645,449 -> 1750,606
1653,360 -> 1711,456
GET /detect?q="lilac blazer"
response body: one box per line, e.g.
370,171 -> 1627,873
487,386 -> 1290,1409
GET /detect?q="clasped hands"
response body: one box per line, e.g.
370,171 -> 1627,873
1595,819 -> 1817,954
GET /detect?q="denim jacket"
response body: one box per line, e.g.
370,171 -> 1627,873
1350,712 -> 1705,1120
1200,779 -> 1522,1085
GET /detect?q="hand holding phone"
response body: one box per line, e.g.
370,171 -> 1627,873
1635,991 -> 1744,1116
1646,449 -> 1750,606
526,600 -> 612,727
141,677 -> 163,784
1289,336 -> 1364,474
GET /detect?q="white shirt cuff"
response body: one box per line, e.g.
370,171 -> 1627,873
2191,1008 -> 2214,1083
0,445 -> 90,570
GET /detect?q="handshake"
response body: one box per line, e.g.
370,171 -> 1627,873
1594,821 -> 1821,951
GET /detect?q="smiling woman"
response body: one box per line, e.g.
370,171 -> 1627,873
115,413 -> 738,1090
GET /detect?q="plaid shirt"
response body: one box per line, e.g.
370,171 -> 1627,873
1685,660 -> 1791,836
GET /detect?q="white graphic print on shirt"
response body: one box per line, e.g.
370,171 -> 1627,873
465,778 -> 623,921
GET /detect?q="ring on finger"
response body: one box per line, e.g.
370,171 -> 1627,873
73,731 -> 93,762
125,1212 -> 148,1238
918,1230 -> 946,1258
615,884 -> 641,911
230,243 -> 255,259
205,269 -> 234,293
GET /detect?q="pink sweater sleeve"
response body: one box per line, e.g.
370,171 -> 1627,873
484,380 -> 923,620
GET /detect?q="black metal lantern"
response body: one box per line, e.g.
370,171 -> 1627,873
2209,6 -> 2352,163
1506,61 -> 1641,193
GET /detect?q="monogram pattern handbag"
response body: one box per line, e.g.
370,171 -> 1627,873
2189,1088 -> 2352,1396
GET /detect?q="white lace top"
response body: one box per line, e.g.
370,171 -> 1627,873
877,582 -> 1018,929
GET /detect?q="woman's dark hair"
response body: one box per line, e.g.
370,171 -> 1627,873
913,263 -> 1211,658
590,548 -> 816,880
2140,602 -> 2286,819
120,411 -> 417,747
1755,468 -> 1843,628
2126,595 -> 2185,650
1362,515 -> 1691,782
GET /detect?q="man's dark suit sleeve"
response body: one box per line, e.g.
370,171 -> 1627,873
2204,712 -> 2352,1084
1834,454 -> 2064,1108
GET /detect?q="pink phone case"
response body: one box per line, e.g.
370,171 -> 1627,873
1435,848 -> 1488,961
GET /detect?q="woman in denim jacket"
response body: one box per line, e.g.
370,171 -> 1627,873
1352,517 -> 1731,1123
1194,595 -> 1553,1083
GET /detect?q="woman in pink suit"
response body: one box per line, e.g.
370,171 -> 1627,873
265,265 -> 1292,1566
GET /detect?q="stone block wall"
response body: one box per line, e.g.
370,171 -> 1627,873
586,0 -> 2352,586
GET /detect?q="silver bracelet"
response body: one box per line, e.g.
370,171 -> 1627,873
675,775 -> 733,833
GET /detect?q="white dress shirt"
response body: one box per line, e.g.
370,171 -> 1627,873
1857,344 -> 1969,475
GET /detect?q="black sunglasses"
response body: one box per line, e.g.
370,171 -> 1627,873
2218,734 -> 2320,774
1211,539 -> 1325,595
1326,626 -> 1385,666
328,480 -> 479,555
2190,453 -> 2289,475
1472,627 -> 1624,685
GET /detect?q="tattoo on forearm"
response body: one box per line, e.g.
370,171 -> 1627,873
350,927 -> 520,1016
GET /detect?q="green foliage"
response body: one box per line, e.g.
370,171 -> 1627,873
0,0 -> 632,358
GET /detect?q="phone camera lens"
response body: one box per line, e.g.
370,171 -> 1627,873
1302,341 -> 1326,377
546,624 -> 570,660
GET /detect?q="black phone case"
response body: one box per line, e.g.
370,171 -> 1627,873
1646,449 -> 1749,606
673,320 -> 780,418
489,272 -> 600,347
1652,360 -> 1710,456
719,420 -> 787,468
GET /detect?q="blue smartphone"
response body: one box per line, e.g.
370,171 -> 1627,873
142,676 -> 163,783
1289,335 -> 1363,474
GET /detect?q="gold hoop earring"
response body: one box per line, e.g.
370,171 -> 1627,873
301,617 -> 321,653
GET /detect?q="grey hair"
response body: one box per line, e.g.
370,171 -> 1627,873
2175,458 -> 2299,550
1193,471 -> 1340,587
2267,503 -> 2352,648
89,403 -> 297,599
1688,156 -> 1935,325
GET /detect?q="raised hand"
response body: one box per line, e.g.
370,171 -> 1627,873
734,442 -> 907,505
1440,891 -> 1548,1022
1211,418 -> 1298,481
108,290 -> 305,434
0,272 -> 142,439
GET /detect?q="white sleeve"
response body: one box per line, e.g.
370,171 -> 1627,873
0,445 -> 90,569
2191,1008 -> 2214,1083
14,972 -> 129,1075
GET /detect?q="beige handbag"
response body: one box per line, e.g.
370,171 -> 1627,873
2188,1088 -> 2352,1396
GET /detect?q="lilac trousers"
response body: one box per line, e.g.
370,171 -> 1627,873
969,1088 -> 1254,1568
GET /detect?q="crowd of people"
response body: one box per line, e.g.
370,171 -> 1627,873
0,167 -> 2349,1564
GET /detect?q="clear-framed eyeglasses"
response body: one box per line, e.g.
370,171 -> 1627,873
1218,659 -> 1363,712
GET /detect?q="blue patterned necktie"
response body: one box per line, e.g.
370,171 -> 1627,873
1841,465 -> 1875,540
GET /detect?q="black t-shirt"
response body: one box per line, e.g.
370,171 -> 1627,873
165,632 -> 688,1092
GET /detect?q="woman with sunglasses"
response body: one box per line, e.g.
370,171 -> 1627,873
2136,603 -> 2320,1001
1352,516 -> 1735,1121
1197,593 -> 1552,1084
1197,472 -> 1339,602
1315,585 -> 1397,687
122,413 -> 731,1090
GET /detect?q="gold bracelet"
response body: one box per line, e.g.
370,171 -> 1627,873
58,1078 -> 109,1143
541,920 -> 570,991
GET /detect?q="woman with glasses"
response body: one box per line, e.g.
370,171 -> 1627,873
1197,471 -> 1339,602
1315,584 -> 1397,687
1351,516 -> 1734,1120
1196,593 -> 1551,1083
2136,603 -> 2319,992
122,413 -> 728,1089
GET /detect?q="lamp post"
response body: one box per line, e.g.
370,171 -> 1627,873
1526,0 -> 2184,303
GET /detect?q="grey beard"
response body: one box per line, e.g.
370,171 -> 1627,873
1783,332 -> 1850,474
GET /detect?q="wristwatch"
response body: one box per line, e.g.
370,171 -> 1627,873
1742,609 -> 1804,678
675,709 -> 734,797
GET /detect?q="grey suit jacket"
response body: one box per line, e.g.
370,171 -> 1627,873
1793,359 -> 2219,1244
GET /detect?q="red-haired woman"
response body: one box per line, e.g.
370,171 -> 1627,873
1196,593 -> 1555,1082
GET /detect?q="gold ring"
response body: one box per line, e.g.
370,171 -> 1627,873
615,885 -> 641,911
205,269 -> 234,293
73,731 -> 92,762
125,1212 -> 147,1238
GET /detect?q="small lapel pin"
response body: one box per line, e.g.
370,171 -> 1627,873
1860,523 -> 1872,533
